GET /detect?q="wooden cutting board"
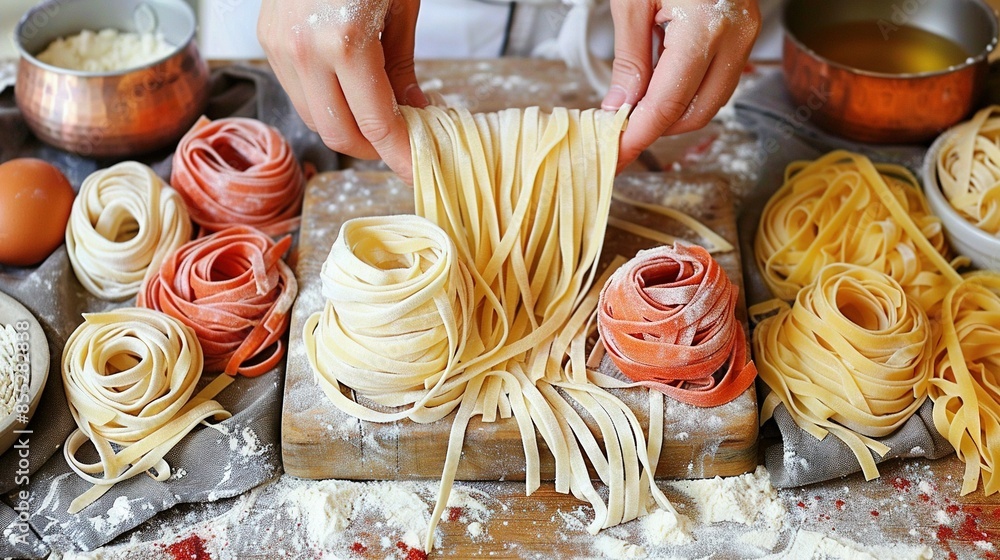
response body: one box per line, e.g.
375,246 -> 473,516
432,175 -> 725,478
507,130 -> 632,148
282,170 -> 758,481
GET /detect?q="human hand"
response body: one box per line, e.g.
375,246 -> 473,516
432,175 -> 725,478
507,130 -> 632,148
602,0 -> 760,171
257,0 -> 427,182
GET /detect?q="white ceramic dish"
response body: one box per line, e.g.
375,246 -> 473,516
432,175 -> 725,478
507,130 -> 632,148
922,128 -> 1000,272
0,290 -> 49,455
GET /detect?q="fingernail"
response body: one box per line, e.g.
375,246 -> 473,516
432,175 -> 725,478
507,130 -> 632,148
602,85 -> 627,111
403,84 -> 429,108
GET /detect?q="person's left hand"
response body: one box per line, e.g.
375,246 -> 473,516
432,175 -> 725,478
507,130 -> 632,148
602,0 -> 761,171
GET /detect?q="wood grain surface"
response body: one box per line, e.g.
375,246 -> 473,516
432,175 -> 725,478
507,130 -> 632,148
281,170 -> 758,482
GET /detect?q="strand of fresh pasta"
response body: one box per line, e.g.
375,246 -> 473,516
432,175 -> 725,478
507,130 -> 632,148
752,263 -> 933,480
611,191 -> 735,254
66,161 -> 192,301
171,116 -> 304,235
306,105 -> 682,552
597,242 -> 756,407
62,308 -> 232,514
755,150 -> 962,310
937,105 -> 1000,234
928,272 -> 1000,496
139,225 -> 298,377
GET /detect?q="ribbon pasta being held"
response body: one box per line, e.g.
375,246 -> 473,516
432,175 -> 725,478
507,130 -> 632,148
309,105 -> 683,553
66,161 -> 192,301
753,264 -> 933,480
62,308 -> 232,514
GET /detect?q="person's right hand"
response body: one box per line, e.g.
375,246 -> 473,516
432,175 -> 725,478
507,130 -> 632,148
257,0 -> 427,183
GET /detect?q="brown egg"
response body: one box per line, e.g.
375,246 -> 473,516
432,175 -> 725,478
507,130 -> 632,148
0,158 -> 75,267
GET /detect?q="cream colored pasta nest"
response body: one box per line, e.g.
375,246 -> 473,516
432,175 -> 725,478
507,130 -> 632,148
937,105 -> 1000,235
66,161 -> 192,301
305,105 -> 691,552
62,307 -> 231,513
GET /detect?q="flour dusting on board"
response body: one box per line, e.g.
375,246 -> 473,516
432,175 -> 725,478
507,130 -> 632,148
53,459 -> 987,559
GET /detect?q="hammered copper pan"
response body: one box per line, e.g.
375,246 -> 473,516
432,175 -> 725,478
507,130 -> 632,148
783,0 -> 999,144
14,0 -> 209,158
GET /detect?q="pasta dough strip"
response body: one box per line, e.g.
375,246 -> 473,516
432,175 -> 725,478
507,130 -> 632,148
62,308 -> 232,513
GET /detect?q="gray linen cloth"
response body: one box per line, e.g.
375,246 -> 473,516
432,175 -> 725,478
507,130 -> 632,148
733,70 -> 954,489
0,64 -> 336,556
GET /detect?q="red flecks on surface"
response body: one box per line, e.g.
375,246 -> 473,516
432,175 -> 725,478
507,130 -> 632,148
835,499 -> 846,510
396,540 -> 428,560
918,493 -> 931,502
407,549 -> 428,560
946,504 -> 960,516
957,513 -> 990,542
870,510 -> 880,517
165,535 -> 211,560
891,477 -> 912,492
448,506 -> 465,522
350,542 -> 368,555
796,501 -> 806,509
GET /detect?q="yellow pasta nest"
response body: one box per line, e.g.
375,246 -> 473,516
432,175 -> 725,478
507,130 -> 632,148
753,264 -> 933,480
937,105 -> 1000,235
929,272 -> 1000,496
755,150 -> 959,310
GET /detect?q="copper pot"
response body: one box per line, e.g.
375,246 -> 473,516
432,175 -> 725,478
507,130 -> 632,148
14,0 -> 209,158
783,0 -> 999,144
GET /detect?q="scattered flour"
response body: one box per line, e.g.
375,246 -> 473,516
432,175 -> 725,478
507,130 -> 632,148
642,508 -> 694,546
89,497 -> 132,534
467,521 -> 483,538
237,426 -> 264,458
767,529 -> 933,560
669,466 -> 787,530
594,534 -> 646,559
283,480 -> 362,548
738,528 -> 781,552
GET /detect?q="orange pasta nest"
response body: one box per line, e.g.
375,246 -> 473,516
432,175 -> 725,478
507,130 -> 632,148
597,242 -> 756,407
139,225 -> 298,377
171,116 -> 304,235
